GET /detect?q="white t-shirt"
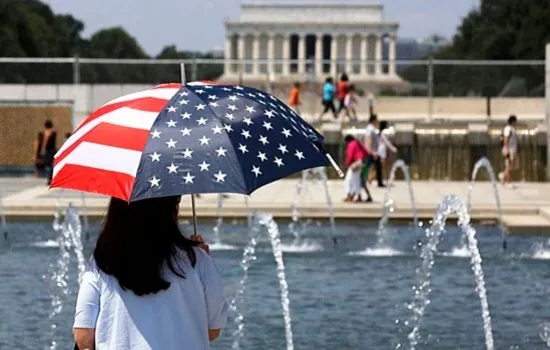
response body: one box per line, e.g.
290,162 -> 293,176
73,248 -> 228,350
365,124 -> 379,154
503,125 -> 518,154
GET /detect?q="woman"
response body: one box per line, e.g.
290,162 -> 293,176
344,135 -> 371,202
343,84 -> 358,121
73,196 -> 228,350
288,82 -> 301,114
336,73 -> 349,116
318,77 -> 337,120
377,121 -> 398,182
33,120 -> 57,185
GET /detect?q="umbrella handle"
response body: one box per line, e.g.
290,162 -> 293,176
326,153 -> 344,178
191,194 -> 198,235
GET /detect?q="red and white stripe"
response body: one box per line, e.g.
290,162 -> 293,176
50,84 -> 184,200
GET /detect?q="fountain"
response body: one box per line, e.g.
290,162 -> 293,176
404,195 -> 494,350
0,193 -> 6,239
48,203 -> 84,350
290,167 -> 336,244
467,157 -> 507,249
211,194 -> 248,250
54,189 -> 89,235
230,213 -> 294,350
377,160 -> 419,246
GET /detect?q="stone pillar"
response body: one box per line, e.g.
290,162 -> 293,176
389,34 -> 397,76
237,33 -> 246,76
224,34 -> 232,74
315,33 -> 323,77
282,33 -> 290,76
298,33 -> 306,74
375,34 -> 382,77
330,35 -> 337,76
252,34 -> 261,75
345,34 -> 353,74
267,33 -> 275,77
360,35 -> 368,76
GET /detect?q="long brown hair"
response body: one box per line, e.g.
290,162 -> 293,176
94,196 -> 197,296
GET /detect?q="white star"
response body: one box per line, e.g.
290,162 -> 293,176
167,106 -> 177,113
215,147 -> 228,157
278,144 -> 289,154
166,138 -> 177,148
214,171 -> 227,183
167,163 -> 179,174
241,130 -> 252,139
178,99 -> 189,106
183,172 -> 195,184
245,106 -> 256,113
149,176 -> 160,187
264,110 -> 276,118
209,102 -> 219,107
181,112 -> 192,119
195,89 -> 205,94
278,104 -> 286,111
259,100 -> 267,105
150,129 -> 162,139
274,157 -> 284,167
236,92 -> 244,97
228,95 -> 238,101
149,152 -> 161,162
195,104 -> 206,110
197,117 -> 208,125
235,86 -> 244,90
243,117 -> 253,125
199,136 -> 211,145
247,93 -> 256,98
198,161 -> 211,172
295,150 -> 305,160
179,91 -> 189,97
282,128 -> 292,138
180,127 -> 191,136
269,94 -> 276,100
259,135 -> 269,145
212,125 -> 223,134
257,92 -> 265,98
204,85 -> 213,89
262,122 -> 273,131
257,152 -> 267,162
224,124 -> 233,133
251,166 -> 262,177
166,120 -> 177,127
182,148 -> 193,159
207,95 -> 218,100
224,113 -> 235,120
269,102 -> 277,108
238,144 -> 249,154
227,104 -> 238,111
222,87 -> 232,92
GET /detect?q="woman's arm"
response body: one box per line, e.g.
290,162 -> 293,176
382,134 -> 397,153
73,268 -> 101,350
74,328 -> 95,350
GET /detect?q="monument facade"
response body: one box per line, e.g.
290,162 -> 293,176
222,2 -> 400,83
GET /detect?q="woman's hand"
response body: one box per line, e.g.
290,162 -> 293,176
190,234 -> 210,255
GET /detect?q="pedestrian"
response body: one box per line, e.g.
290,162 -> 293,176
343,84 -> 358,121
377,121 -> 398,181
318,77 -> 337,120
363,114 -> 385,188
73,196 -> 228,350
288,82 -> 301,114
344,135 -> 372,202
33,120 -> 57,185
498,115 -> 519,187
336,73 -> 349,117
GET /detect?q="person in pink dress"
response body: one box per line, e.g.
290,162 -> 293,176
344,135 -> 372,202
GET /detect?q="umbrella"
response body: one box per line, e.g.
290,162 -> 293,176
51,65 -> 342,234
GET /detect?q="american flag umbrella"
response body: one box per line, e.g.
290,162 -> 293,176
51,79 -> 341,231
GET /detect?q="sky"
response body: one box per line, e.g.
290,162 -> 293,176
43,0 -> 480,56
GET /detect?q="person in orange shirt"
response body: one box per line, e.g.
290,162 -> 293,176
288,82 -> 301,114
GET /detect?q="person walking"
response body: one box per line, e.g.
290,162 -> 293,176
363,114 -> 384,188
336,73 -> 349,117
377,121 -> 398,181
33,120 -> 57,185
343,84 -> 358,121
288,82 -> 301,114
498,115 -> 519,187
344,135 -> 372,202
73,196 -> 228,350
318,77 -> 337,120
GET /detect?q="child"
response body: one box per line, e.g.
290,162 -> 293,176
343,84 -> 358,121
288,82 -> 301,114
344,135 -> 372,202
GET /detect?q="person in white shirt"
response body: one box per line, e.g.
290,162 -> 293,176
498,115 -> 519,186
363,114 -> 385,188
73,196 -> 228,350
377,121 -> 398,180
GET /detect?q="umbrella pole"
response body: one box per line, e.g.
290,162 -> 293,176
191,194 -> 198,235
326,153 -> 344,178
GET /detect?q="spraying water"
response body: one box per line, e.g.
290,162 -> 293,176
0,193 -> 6,238
466,157 -> 506,249
213,193 -> 224,243
377,160 -> 419,246
48,204 -> 84,350
231,213 -> 294,350
54,189 -> 90,234
404,195 -> 494,350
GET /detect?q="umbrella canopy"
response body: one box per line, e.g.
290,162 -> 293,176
51,82 -> 329,201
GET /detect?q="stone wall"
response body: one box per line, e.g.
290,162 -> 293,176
0,105 -> 72,167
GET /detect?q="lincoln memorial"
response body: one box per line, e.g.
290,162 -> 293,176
221,2 -> 401,84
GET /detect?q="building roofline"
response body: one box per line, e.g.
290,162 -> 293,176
240,2 -> 383,8
225,20 -> 399,27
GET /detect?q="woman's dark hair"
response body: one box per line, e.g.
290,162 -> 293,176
379,121 -> 389,132
348,84 -> 355,92
340,73 -> 349,82
94,196 -> 198,296
508,115 -> 517,125
326,77 -> 333,84
44,120 -> 53,129
344,135 -> 355,143
294,82 -> 301,88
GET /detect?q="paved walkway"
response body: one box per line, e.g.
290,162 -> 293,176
1,177 -> 550,235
